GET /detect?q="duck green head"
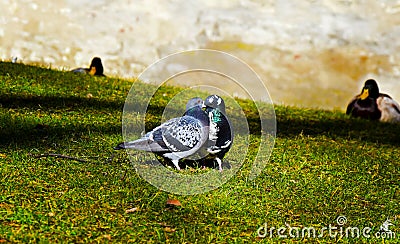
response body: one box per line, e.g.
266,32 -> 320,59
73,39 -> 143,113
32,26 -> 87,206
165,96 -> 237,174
360,79 -> 379,100
89,57 -> 104,76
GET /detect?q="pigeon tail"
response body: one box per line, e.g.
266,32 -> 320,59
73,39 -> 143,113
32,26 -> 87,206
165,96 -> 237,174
113,142 -> 126,150
113,136 -> 167,152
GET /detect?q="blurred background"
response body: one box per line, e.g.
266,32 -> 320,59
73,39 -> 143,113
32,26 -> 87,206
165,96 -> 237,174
1,0 -> 400,109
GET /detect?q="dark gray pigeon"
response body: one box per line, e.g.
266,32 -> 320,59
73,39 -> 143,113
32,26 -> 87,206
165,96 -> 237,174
203,95 -> 233,172
114,97 -> 209,170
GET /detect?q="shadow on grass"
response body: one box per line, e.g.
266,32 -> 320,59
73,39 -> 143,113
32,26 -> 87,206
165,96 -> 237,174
0,113 -> 121,149
0,94 -> 196,148
0,94 -> 124,111
277,115 -> 400,146
2,93 -> 400,149
0,95 -> 125,148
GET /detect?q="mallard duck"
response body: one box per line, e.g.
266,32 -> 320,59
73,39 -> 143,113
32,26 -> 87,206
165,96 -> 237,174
346,79 -> 400,123
71,57 -> 105,76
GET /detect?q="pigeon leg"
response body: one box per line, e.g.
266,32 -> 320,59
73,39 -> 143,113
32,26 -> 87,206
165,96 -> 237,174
172,159 -> 181,170
216,158 -> 223,172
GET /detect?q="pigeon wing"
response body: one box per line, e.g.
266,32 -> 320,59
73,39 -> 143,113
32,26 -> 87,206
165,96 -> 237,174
162,116 -> 205,152
116,118 -> 181,152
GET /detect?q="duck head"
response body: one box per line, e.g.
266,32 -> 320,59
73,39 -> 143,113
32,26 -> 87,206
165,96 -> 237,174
360,79 -> 379,100
89,57 -> 104,76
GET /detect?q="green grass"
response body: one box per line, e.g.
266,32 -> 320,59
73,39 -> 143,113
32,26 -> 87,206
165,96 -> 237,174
1,62 -> 399,243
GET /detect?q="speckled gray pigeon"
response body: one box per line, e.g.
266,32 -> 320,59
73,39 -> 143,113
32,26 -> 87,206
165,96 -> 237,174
114,97 -> 209,170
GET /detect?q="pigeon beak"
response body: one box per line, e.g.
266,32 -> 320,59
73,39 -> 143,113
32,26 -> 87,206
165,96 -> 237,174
202,101 -> 206,108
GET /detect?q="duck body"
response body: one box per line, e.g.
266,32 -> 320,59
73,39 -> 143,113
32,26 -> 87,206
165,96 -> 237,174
377,95 -> 400,123
346,79 -> 400,123
71,57 -> 105,76
346,96 -> 381,120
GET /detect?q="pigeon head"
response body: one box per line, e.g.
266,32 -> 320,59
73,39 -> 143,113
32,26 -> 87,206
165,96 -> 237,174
185,97 -> 203,111
183,97 -> 209,128
203,95 -> 226,114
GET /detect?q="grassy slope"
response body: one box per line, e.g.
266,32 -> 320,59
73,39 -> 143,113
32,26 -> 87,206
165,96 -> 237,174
0,62 -> 399,243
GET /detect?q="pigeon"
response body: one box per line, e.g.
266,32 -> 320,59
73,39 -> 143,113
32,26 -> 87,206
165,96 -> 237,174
346,79 -> 400,123
202,95 -> 233,172
114,97 -> 209,170
71,57 -> 106,76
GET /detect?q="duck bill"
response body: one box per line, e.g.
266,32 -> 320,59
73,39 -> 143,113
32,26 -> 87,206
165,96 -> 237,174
360,88 -> 369,100
89,67 -> 96,75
